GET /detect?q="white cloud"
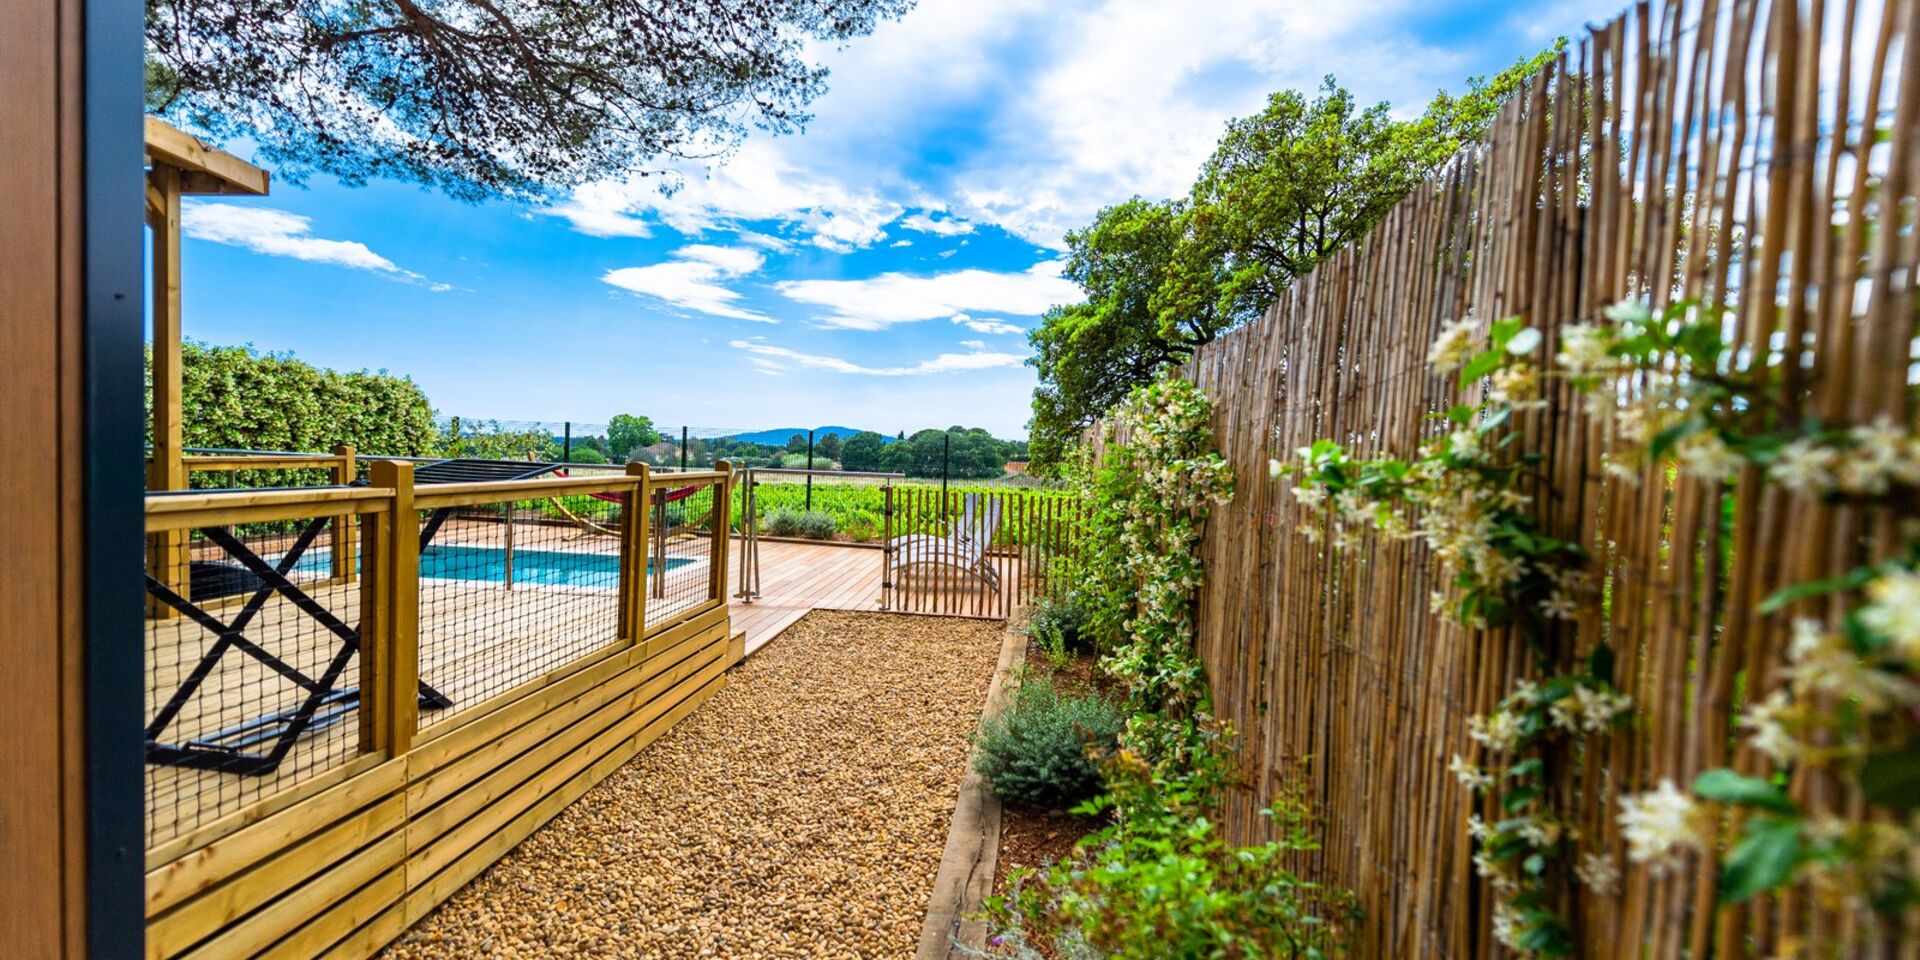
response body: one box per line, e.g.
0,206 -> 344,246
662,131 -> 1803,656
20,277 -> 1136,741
890,239 -> 914,248
549,141 -> 903,252
950,314 -> 1028,336
900,210 -> 975,236
959,339 -> 987,349
730,339 -> 1027,376
182,202 -> 447,288
601,244 -> 774,323
774,260 -> 1076,331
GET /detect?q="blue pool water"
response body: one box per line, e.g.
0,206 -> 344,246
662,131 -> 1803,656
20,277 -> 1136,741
285,544 -> 693,589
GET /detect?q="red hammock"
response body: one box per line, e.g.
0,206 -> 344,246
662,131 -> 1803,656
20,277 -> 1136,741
554,469 -> 704,505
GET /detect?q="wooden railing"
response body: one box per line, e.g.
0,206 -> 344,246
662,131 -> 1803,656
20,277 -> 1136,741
140,461 -> 739,959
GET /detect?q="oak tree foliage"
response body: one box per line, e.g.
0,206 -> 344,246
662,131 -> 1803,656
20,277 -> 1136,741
1027,46 -> 1562,469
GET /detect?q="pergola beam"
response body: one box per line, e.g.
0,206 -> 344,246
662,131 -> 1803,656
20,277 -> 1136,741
143,118 -> 269,614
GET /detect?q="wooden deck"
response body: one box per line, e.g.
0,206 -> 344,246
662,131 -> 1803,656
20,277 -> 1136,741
729,539 -> 884,656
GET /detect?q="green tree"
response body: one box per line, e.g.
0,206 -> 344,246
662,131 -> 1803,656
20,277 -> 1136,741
817,432 -> 843,461
1026,49 -> 1559,472
145,0 -> 911,200
840,431 -> 885,471
607,413 -> 660,461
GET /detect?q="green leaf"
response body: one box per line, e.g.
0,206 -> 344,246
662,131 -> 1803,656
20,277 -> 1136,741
1458,349 -> 1505,387
1489,316 -> 1525,348
1587,644 -> 1616,685
1719,817 -> 1802,904
1445,404 -> 1476,425
1504,786 -> 1541,813
1694,769 -> 1798,814
1759,566 -> 1876,614
1860,743 -> 1920,811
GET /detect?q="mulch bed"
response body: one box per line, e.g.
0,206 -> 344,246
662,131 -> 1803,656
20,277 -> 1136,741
383,609 -> 1003,959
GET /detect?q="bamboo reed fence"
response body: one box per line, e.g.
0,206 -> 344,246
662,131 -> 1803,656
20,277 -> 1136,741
1149,1 -> 1920,956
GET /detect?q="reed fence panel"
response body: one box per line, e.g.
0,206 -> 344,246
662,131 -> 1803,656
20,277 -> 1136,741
1148,2 -> 1920,956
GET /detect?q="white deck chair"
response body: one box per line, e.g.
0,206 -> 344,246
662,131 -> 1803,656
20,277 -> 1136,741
888,495 -> 1003,590
888,493 -> 977,554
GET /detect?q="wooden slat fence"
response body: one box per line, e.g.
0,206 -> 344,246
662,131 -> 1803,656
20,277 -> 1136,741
1143,1 -> 1920,957
882,487 -> 1087,618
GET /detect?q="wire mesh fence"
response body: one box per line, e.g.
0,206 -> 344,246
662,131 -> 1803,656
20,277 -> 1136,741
644,478 -> 724,627
144,508 -> 369,849
414,497 -> 627,729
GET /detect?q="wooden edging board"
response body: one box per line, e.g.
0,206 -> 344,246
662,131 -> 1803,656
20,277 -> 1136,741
914,615 -> 1027,960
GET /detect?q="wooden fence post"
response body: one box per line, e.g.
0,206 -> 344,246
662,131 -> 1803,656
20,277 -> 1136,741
331,443 -> 356,584
711,460 -> 734,605
622,462 -> 650,640
365,460 -> 419,758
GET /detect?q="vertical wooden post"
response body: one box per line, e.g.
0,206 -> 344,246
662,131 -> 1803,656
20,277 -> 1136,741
366,460 -> 418,758
710,460 -> 734,606
502,502 -> 515,592
330,443 -> 356,583
881,484 -> 893,611
622,462 -> 650,640
146,164 -> 186,618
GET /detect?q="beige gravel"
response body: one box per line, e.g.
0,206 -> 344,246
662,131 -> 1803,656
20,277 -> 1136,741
384,610 -> 1003,960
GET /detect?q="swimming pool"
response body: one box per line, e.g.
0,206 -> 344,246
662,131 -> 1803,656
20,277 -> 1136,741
282,544 -> 695,589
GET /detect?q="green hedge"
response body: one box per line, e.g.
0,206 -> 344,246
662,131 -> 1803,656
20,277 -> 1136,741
151,341 -> 439,458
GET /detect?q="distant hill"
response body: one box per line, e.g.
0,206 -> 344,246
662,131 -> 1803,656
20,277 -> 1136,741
720,426 -> 892,447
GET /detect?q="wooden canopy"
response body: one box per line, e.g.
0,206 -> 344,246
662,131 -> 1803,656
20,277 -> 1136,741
145,118 -> 270,612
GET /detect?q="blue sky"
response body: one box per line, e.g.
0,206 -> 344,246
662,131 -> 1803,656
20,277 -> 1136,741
163,0 -> 1624,439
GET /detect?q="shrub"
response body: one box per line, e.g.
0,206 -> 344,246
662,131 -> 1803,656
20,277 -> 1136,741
991,751 -> 1359,960
1027,590 -> 1095,657
764,509 -> 837,539
973,676 -> 1124,808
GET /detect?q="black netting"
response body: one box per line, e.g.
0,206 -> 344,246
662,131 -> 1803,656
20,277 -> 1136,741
416,497 -> 625,726
144,514 -> 363,848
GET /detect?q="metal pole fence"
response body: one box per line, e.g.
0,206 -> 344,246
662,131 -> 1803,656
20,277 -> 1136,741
805,429 -> 814,511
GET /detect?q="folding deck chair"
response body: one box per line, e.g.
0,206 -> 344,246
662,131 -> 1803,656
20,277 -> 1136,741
887,493 -> 1003,590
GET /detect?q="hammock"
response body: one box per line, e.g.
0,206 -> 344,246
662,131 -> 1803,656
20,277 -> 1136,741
547,470 -> 711,539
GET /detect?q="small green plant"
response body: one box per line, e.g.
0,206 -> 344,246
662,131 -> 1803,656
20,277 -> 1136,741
763,509 -> 837,539
1027,590 -> 1094,663
973,676 -> 1125,809
991,752 -> 1358,960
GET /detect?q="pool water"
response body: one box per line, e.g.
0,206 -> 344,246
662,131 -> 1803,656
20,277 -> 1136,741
284,544 -> 694,589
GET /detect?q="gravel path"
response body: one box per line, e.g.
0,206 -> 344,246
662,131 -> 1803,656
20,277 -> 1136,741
385,610 -> 1004,959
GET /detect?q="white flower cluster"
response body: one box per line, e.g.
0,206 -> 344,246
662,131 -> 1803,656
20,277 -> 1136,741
1788,617 -> 1920,714
1466,709 -> 1525,753
1860,567 -> 1920,663
1428,317 -> 1480,373
1546,683 -> 1634,733
1450,753 -> 1495,792
1616,778 -> 1706,875
1574,852 -> 1620,895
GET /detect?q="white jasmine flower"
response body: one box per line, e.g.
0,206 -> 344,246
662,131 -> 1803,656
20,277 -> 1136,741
1268,458 -> 1284,480
1789,618 -> 1920,712
1492,903 -> 1526,950
1467,710 -> 1525,752
1739,689 -> 1798,764
1332,490 -> 1366,516
1429,318 -> 1480,373
1450,754 -> 1495,792
1860,568 -> 1920,662
1602,456 -> 1641,487
1512,679 -> 1543,705
1518,817 -> 1563,848
1292,486 -> 1327,509
1449,429 -> 1480,459
1505,326 -> 1543,356
1550,684 -> 1632,733
1467,814 -> 1490,841
1558,323 -> 1617,378
1603,299 -> 1653,324
1617,779 -> 1706,875
1576,852 -> 1621,894
1768,438 -> 1837,494
1539,592 -> 1578,620
1676,432 -> 1745,482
